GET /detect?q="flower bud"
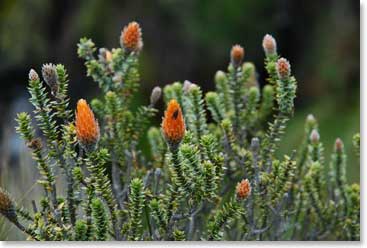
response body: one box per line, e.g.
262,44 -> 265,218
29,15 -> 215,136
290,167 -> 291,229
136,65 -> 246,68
28,69 -> 39,81
215,70 -> 227,85
0,188 -> 16,221
75,99 -> 100,150
335,138 -> 344,152
262,34 -> 277,56
150,86 -> 162,106
183,80 -> 193,94
42,63 -> 58,95
236,179 -> 251,200
276,58 -> 291,80
120,21 -> 143,53
27,138 -> 42,150
98,48 -> 112,63
310,129 -> 320,144
230,44 -> 244,67
161,99 -> 185,149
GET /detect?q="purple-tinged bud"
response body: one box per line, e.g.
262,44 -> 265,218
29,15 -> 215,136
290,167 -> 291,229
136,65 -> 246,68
183,80 -> 193,94
262,34 -> 277,56
276,58 -> 291,80
150,86 -> 162,106
335,138 -> 344,152
310,129 -> 320,144
28,69 -> 39,81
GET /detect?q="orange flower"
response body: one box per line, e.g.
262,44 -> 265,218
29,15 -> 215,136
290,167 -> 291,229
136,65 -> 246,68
75,99 -> 100,149
120,21 -> 143,53
236,179 -> 251,200
230,44 -> 244,67
161,99 -> 185,148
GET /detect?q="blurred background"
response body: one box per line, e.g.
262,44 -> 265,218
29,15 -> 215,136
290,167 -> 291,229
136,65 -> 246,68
0,0 -> 359,240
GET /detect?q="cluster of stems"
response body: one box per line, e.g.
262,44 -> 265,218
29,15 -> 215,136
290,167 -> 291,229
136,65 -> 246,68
0,24 -> 359,241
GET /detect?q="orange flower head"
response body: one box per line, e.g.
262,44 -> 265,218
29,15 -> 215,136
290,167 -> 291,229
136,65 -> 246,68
75,99 -> 100,149
230,44 -> 244,67
120,21 -> 143,53
161,99 -> 185,148
236,179 -> 251,200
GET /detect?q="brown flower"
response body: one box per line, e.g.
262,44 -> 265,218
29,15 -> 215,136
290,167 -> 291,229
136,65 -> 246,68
120,21 -> 143,53
236,179 -> 251,200
161,99 -> 185,148
75,99 -> 100,149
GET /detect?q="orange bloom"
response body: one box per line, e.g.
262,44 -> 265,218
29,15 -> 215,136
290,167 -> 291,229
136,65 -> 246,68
120,21 -> 143,53
75,99 -> 100,148
161,99 -> 185,147
236,179 -> 251,200
230,44 -> 244,67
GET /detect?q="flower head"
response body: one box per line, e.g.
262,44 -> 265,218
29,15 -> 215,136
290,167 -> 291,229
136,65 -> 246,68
236,179 -> 251,200
75,99 -> 100,150
42,63 -> 58,95
276,58 -> 291,80
28,69 -> 39,81
0,188 -> 16,221
230,44 -> 244,67
262,34 -> 277,56
310,129 -> 320,144
150,86 -> 162,106
120,21 -> 143,53
161,99 -> 185,148
335,138 -> 344,152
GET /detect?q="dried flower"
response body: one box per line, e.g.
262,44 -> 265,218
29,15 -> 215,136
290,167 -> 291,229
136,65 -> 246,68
0,188 -> 16,221
28,69 -> 39,81
335,138 -> 344,152
236,179 -> 251,200
276,58 -> 291,80
27,138 -> 42,150
42,63 -> 58,95
230,44 -> 244,67
262,34 -> 277,56
120,21 -> 143,53
150,86 -> 162,106
75,99 -> 100,149
161,99 -> 185,148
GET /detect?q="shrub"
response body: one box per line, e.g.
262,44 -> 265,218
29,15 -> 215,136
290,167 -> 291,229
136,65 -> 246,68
1,22 -> 359,241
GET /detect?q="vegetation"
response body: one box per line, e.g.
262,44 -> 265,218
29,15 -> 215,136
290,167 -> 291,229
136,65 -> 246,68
0,22 -> 359,241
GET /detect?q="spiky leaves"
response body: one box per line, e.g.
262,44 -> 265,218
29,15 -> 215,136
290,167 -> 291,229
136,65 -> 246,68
207,197 -> 242,240
127,178 -> 145,241
91,198 -> 109,241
